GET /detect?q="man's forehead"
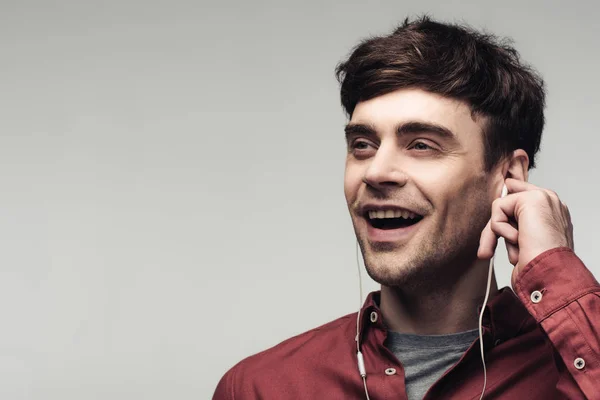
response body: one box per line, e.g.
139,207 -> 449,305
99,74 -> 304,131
349,88 -> 486,137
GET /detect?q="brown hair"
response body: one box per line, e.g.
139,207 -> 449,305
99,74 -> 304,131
335,16 -> 545,170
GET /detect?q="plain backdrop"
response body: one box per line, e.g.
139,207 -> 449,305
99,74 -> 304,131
1,1 -> 598,399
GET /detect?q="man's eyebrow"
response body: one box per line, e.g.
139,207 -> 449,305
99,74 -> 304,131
397,121 -> 457,140
344,121 -> 457,140
344,123 -> 377,139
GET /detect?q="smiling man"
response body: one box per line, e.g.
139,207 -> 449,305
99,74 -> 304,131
213,16 -> 600,399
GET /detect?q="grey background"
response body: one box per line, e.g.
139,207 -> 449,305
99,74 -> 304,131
1,1 -> 598,399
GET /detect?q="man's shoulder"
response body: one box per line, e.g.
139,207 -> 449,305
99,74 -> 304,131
238,311 -> 356,370
214,311 -> 358,398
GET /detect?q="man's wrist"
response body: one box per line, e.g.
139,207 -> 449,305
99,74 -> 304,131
513,247 -> 599,322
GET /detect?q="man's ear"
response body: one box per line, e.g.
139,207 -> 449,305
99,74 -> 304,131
505,149 -> 529,182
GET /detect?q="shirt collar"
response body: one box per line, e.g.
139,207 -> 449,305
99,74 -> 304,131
358,287 -> 532,343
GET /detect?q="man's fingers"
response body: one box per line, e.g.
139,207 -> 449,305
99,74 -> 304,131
505,178 -> 558,199
505,241 -> 519,265
504,178 -> 539,194
490,221 -> 519,244
478,219 -> 519,262
477,219 -> 497,260
480,191 -> 520,260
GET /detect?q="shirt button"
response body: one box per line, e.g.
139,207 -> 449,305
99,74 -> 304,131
574,357 -> 585,370
370,311 -> 378,323
531,290 -> 543,303
385,368 -> 397,375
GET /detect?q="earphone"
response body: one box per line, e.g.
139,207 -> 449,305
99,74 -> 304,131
355,183 -> 508,400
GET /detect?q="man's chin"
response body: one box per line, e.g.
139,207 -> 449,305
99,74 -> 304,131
362,248 -> 455,290
362,251 -> 418,286
364,264 -> 415,287
367,240 -> 404,253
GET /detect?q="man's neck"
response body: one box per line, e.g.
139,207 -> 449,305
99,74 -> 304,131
379,258 -> 499,335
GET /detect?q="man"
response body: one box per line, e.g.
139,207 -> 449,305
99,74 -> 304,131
213,16 -> 599,399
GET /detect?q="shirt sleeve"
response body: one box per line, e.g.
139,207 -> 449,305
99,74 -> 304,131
513,247 -> 600,399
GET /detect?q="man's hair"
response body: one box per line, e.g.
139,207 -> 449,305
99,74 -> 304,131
335,16 -> 545,170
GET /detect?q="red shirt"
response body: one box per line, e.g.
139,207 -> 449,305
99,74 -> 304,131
213,248 -> 600,399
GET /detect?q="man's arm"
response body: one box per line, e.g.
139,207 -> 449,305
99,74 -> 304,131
478,178 -> 599,398
513,247 -> 600,399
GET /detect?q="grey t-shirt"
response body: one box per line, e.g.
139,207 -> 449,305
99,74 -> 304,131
384,329 -> 479,400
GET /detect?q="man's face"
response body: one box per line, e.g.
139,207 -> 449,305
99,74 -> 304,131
344,88 -> 495,287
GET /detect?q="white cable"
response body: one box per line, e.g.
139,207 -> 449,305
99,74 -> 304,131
356,241 -> 363,354
362,376 -> 371,400
356,241 -> 371,400
477,254 -> 495,400
478,184 -> 508,400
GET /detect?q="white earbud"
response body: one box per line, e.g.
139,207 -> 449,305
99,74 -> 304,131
501,183 -> 508,198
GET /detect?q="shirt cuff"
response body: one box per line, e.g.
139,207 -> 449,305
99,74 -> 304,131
513,247 -> 600,322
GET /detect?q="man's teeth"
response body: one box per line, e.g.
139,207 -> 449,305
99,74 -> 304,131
368,210 -> 418,219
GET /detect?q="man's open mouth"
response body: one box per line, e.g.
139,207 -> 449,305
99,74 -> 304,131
365,210 -> 424,230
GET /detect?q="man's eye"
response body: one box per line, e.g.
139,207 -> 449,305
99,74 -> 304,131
353,140 -> 371,149
411,141 -> 433,151
350,139 -> 376,150
348,139 -> 377,158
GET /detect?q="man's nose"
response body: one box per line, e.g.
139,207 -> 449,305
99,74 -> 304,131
362,144 -> 408,190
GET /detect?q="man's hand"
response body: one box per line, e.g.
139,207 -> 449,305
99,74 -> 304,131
478,178 -> 574,286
